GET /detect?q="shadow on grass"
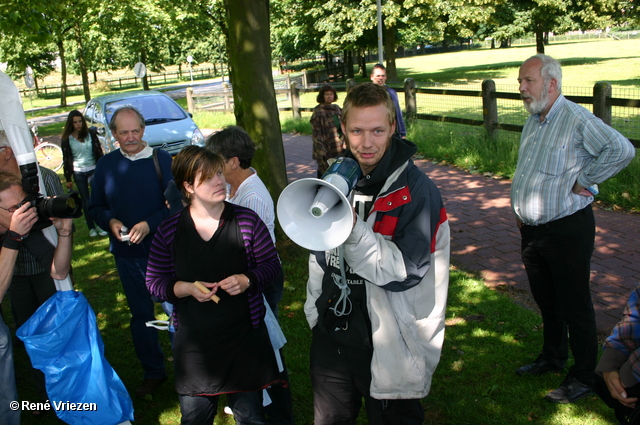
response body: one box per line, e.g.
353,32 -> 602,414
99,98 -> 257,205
424,269 -> 616,425
8,213 -> 619,425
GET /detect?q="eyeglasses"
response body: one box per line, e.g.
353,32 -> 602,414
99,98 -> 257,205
0,203 -> 20,213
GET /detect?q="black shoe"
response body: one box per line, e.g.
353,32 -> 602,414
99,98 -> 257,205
544,375 -> 593,403
516,355 -> 565,376
136,377 -> 167,397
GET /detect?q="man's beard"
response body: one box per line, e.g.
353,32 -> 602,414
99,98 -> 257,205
522,82 -> 549,115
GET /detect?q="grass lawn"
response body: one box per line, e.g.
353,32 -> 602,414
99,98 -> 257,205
388,37 -> 640,88
5,216 -> 619,425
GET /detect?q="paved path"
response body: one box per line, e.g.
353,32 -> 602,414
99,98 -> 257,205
281,133 -> 640,335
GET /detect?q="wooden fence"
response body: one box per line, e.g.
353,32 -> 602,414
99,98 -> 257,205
185,77 -> 640,148
19,67 -> 222,97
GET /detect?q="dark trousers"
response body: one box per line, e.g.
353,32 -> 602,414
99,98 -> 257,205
263,269 -> 294,425
179,390 -> 266,425
9,271 -> 56,401
595,374 -> 640,424
520,205 -> 598,385
310,327 -> 424,425
73,170 -> 96,230
114,256 -> 166,380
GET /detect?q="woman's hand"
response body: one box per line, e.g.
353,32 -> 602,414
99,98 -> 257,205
10,203 -> 38,236
174,280 -> 219,302
218,274 -> 250,296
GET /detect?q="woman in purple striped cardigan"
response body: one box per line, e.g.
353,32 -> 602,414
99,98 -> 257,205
146,146 -> 284,425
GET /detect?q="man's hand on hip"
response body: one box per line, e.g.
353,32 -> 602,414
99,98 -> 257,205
572,181 -> 593,197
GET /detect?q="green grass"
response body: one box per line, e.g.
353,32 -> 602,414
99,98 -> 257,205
280,115 -> 312,134
37,122 -> 64,138
380,38 -> 640,87
5,212 -> 617,424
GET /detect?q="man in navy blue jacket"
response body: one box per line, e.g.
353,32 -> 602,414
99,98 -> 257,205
90,106 -> 172,397
370,63 -> 406,139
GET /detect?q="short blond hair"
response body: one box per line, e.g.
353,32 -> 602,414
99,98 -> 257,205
342,83 -> 395,127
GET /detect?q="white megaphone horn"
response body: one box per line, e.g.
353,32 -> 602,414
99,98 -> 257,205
277,157 -> 362,251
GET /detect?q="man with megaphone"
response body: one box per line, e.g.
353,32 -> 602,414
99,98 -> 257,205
301,83 -> 451,425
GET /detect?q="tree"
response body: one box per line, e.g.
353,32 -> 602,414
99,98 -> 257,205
222,0 -> 288,200
501,0 -> 618,54
271,0 -> 321,63
0,36 -> 56,93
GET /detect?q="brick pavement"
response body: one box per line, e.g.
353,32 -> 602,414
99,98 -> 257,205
281,132 -> 640,335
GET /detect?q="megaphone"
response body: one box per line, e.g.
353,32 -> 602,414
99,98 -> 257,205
277,157 -> 362,251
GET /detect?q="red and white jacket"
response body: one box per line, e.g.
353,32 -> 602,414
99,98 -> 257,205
306,155 -> 450,399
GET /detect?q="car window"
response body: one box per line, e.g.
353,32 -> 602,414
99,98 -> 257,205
104,95 -> 187,125
94,102 -> 105,126
84,103 -> 95,124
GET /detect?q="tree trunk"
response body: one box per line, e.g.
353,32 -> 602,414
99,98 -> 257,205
141,49 -> 150,91
535,28 -> 545,54
383,23 -> 397,81
58,38 -> 67,107
222,0 -> 287,203
93,70 -> 98,83
75,24 -> 91,102
359,50 -> 367,78
346,49 -> 354,79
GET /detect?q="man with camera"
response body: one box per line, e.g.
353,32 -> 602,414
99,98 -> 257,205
0,131 -> 71,410
89,106 -> 172,397
0,169 -> 73,424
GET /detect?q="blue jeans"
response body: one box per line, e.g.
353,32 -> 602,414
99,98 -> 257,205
0,316 -> 20,425
114,256 -> 166,379
73,170 -> 96,230
179,391 -> 266,425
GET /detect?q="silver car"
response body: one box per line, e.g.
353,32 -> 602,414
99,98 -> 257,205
83,90 -> 204,155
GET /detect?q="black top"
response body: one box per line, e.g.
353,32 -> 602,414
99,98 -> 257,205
172,206 -> 278,396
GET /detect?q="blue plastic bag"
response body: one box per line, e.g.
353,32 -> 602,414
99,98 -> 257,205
17,290 -> 134,425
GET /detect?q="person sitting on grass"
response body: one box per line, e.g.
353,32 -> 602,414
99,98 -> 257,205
595,286 -> 640,424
